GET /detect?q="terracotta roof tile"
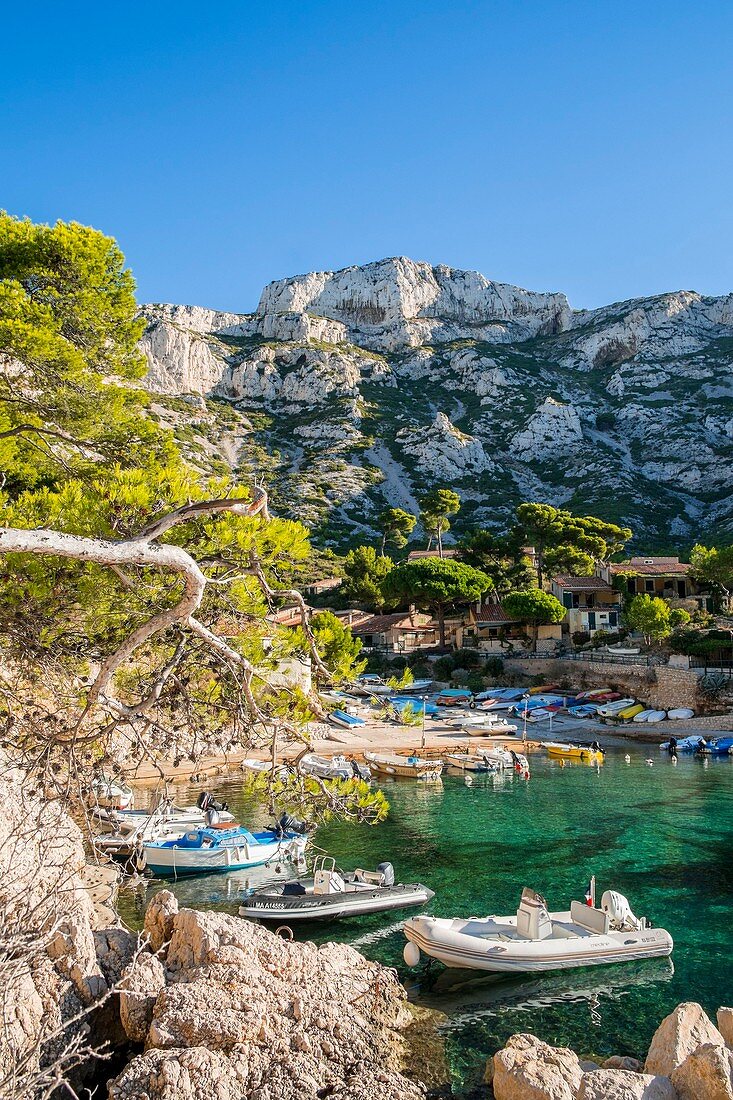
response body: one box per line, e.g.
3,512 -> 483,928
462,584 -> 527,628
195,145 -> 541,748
553,575 -> 614,590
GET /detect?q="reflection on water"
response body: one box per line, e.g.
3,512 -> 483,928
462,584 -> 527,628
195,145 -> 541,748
116,748 -> 733,1089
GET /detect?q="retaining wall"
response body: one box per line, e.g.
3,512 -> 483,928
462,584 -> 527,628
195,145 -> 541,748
504,658 -> 701,711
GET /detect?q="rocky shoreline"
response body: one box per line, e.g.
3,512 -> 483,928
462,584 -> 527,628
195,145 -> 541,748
4,752 -> 732,1100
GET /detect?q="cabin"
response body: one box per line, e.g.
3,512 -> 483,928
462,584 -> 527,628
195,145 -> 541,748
550,575 -> 621,638
456,601 -> 562,655
352,611 -> 438,653
608,557 -> 712,611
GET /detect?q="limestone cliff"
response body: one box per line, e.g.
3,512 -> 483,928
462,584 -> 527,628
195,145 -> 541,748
139,257 -> 733,546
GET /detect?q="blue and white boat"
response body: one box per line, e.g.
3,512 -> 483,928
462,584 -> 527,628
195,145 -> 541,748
696,736 -> 733,756
329,709 -> 366,729
141,823 -> 308,877
659,735 -> 706,753
394,679 -> 433,693
389,696 -> 440,716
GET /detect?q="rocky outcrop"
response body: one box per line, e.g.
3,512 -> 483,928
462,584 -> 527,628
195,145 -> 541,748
645,1002 -> 726,1076
138,256 -> 733,544
492,1033 -> 583,1099
0,756 -> 116,1095
112,892 -> 429,1100
491,999 -> 733,1100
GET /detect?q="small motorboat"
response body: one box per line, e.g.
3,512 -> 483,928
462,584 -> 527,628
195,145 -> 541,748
241,759 -> 289,779
696,736 -> 733,756
544,741 -> 605,763
476,746 -> 515,769
329,709 -> 366,729
445,753 -> 497,773
141,819 -> 309,877
567,705 -> 599,718
349,675 -> 392,697
93,792 -> 234,834
403,884 -> 673,974
667,707 -> 695,720
299,753 -> 371,781
238,858 -> 434,922
89,776 -> 135,811
465,720 -> 518,736
660,735 -> 705,753
394,679 -> 433,693
364,751 -> 443,780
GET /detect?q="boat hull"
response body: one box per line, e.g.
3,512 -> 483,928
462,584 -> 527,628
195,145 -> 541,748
546,744 -> 604,763
143,836 -> 307,877
404,915 -> 673,973
239,883 -> 434,922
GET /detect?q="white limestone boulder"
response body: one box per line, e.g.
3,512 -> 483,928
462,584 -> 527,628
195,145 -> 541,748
492,1033 -> 583,1100
645,1002 -> 726,1076
670,1042 -> 733,1100
578,1069 -> 677,1099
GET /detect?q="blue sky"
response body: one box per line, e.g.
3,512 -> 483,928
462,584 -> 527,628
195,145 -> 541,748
2,1 -> 731,312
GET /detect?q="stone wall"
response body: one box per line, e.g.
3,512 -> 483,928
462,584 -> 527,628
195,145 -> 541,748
504,658 -> 701,711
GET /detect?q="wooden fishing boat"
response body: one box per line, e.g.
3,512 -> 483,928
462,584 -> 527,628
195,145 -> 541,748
364,751 -> 443,780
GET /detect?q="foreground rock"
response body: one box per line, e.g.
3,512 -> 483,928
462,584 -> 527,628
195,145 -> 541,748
111,892 -> 429,1100
645,1002 -> 726,1076
491,1033 -> 582,1099
491,998 -> 733,1100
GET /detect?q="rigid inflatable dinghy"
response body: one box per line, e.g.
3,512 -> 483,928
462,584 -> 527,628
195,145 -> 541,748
239,858 -> 434,922
403,884 -> 672,974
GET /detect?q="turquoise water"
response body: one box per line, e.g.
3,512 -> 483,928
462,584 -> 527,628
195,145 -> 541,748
118,748 -> 733,1091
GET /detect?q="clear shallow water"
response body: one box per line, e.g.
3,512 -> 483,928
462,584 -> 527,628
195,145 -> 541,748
118,748 -> 733,1091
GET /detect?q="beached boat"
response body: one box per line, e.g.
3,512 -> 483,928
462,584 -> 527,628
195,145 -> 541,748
464,720 -> 518,736
348,675 -> 392,697
436,688 -> 473,707
239,858 -> 434,922
645,711 -> 667,724
394,679 -> 433,693
403,885 -> 673,974
241,758 -> 289,779
615,704 -> 645,721
141,822 -> 308,876
89,776 -> 135,811
299,753 -> 371,781
567,705 -> 599,719
389,696 -> 440,716
596,698 -> 636,718
364,751 -> 443,780
667,707 -> 695,720
445,752 -> 497,773
329,709 -> 366,729
544,741 -> 605,763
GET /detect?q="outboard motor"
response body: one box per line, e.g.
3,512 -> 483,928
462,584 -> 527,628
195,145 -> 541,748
601,890 -> 643,931
276,812 -> 308,837
376,861 -> 395,887
197,792 -> 229,813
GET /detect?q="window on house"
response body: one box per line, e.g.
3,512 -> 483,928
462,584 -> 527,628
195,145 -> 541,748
586,594 -> 595,608
678,580 -> 686,597
645,579 -> 655,593
588,612 -> 597,630
563,592 -> 573,609
363,635 -> 373,646
627,578 -> 636,594
609,611 -> 618,626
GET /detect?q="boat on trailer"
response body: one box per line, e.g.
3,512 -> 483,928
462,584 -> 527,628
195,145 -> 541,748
238,857 -> 434,922
403,884 -> 672,974
364,751 -> 443,780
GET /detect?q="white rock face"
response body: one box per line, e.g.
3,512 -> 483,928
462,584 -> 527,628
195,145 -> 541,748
137,256 -> 733,545
397,412 -> 493,478
511,397 -> 584,460
257,257 -> 570,350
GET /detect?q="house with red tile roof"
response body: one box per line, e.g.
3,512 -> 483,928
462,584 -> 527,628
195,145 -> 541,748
456,600 -> 562,655
550,574 -> 621,638
351,611 -> 438,653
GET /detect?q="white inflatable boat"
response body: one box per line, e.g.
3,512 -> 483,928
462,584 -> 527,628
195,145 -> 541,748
403,885 -> 672,974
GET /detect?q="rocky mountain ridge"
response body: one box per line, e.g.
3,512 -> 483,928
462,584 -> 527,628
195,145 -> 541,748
140,257 -> 733,547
